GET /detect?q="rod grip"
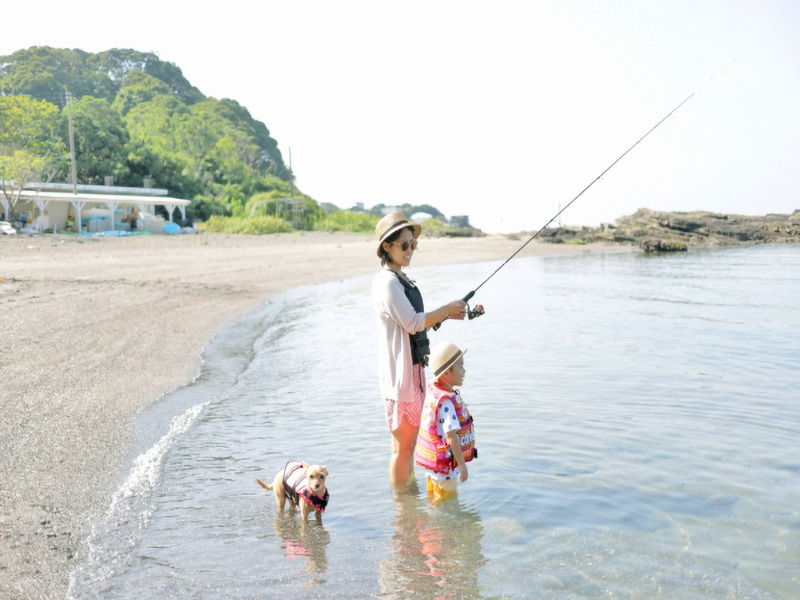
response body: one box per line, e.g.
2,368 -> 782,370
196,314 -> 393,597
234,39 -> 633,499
433,291 -> 475,330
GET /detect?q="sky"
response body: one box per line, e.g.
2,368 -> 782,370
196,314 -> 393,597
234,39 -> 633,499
3,0 -> 799,233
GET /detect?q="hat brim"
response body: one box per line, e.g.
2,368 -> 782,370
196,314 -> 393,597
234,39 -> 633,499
433,348 -> 467,378
376,222 -> 422,258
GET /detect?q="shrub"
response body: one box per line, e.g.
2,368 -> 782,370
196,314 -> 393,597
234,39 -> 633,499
245,191 -> 281,217
418,218 -> 445,236
188,195 -> 229,222
313,211 -> 378,233
204,215 -> 293,234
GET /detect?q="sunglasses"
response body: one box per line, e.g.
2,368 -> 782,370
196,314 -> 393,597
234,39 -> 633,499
393,239 -> 418,252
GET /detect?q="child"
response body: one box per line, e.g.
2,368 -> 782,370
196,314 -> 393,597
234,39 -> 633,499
415,341 -> 477,500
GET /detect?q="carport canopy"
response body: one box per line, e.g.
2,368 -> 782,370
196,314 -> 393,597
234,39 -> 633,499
7,190 -> 191,233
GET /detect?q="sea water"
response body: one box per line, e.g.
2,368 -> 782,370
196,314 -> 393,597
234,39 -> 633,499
69,244 -> 800,599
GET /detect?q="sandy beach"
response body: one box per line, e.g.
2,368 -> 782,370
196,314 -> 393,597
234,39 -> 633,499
0,231 -> 624,599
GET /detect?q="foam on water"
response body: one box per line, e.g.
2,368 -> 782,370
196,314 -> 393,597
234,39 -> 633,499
68,401 -> 209,598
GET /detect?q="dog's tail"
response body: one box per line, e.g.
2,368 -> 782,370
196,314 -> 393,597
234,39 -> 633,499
255,478 -> 273,490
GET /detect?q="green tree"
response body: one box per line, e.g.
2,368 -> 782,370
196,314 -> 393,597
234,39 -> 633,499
210,98 -> 287,177
368,203 -> 444,218
244,191 -> 281,217
0,47 -> 112,102
112,70 -> 171,116
214,183 -> 247,217
185,98 -> 281,181
124,94 -> 191,169
187,194 -> 229,222
67,96 -> 129,184
0,95 -> 61,153
119,139 -> 202,198
0,95 -> 66,218
0,46 -> 308,229
89,48 -> 204,105
0,47 -> 204,105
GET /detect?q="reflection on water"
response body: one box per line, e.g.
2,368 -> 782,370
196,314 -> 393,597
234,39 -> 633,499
270,513 -> 330,583
380,482 -> 485,600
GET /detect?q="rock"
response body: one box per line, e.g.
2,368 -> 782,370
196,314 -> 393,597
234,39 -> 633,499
541,208 -> 800,249
613,233 -> 636,243
641,239 -> 688,253
660,217 -> 706,232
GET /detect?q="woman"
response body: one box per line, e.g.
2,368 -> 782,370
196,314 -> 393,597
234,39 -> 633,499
372,212 -> 467,485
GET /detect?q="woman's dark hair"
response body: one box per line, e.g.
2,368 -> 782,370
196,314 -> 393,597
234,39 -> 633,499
379,226 -> 415,266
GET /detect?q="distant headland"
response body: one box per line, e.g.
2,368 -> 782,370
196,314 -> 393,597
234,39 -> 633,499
537,208 -> 800,252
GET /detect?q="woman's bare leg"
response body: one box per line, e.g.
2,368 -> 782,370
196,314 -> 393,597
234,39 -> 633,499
390,417 -> 419,484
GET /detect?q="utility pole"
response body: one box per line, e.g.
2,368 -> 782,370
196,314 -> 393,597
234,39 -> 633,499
66,91 -> 85,233
289,146 -> 295,227
288,146 -> 304,228
66,91 -> 78,195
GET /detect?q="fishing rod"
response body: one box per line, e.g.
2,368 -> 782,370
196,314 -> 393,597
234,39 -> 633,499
434,92 -> 695,330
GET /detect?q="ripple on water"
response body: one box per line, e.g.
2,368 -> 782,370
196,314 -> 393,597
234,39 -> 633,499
69,247 -> 800,599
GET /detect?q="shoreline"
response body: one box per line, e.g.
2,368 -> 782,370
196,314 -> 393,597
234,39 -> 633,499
0,232 -> 626,599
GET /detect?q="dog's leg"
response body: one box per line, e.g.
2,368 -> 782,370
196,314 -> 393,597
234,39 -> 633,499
300,500 -> 311,520
272,472 -> 287,511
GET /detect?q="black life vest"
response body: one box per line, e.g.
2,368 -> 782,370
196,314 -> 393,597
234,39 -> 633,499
395,273 -> 430,366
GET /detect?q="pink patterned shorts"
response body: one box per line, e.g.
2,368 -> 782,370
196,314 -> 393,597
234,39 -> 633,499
384,364 -> 426,432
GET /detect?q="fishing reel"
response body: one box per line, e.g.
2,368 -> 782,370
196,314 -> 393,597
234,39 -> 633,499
432,291 -> 484,330
467,303 -> 485,320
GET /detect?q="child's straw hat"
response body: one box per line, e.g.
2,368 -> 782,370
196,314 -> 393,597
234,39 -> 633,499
430,342 -> 467,378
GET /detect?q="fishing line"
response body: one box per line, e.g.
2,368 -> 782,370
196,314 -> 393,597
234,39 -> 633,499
435,92 -> 695,329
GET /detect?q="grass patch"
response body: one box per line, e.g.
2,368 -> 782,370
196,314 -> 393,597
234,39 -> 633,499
313,212 -> 378,233
205,215 -> 293,234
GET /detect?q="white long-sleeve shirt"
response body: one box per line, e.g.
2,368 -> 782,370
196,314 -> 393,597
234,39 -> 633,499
373,267 -> 427,401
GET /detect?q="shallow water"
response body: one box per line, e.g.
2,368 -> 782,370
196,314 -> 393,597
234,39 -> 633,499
70,244 -> 800,599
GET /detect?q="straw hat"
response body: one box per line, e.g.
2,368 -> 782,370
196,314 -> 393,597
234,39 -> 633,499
429,341 -> 467,378
375,211 -> 422,258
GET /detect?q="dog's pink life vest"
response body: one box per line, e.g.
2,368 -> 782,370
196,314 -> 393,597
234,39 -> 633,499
282,461 -> 329,512
415,382 -> 476,475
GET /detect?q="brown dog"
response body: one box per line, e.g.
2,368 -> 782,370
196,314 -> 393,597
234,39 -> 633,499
256,461 -> 329,522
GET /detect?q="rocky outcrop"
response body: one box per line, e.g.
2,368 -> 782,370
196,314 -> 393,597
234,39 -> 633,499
539,209 -> 800,252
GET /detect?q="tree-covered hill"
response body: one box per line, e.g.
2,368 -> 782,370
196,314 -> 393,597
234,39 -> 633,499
0,46 -> 309,222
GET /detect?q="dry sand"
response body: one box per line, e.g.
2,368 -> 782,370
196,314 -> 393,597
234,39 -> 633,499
0,231 -> 626,599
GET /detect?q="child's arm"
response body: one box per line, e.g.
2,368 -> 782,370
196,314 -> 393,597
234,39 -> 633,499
445,430 -> 468,482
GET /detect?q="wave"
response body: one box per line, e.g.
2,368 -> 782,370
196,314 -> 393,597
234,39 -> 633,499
68,401 -> 209,599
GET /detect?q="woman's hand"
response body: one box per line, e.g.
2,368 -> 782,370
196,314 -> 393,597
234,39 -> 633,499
459,464 -> 469,482
424,300 -> 468,328
447,300 -> 467,320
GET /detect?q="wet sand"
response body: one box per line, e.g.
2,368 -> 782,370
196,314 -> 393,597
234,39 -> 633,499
0,231 -> 626,599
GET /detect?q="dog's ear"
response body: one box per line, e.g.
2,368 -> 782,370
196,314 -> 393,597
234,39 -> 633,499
302,461 -> 310,471
321,466 -> 328,476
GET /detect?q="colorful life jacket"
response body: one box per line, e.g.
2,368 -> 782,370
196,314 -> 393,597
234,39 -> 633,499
415,382 -> 477,474
394,272 -> 430,366
282,461 -> 329,512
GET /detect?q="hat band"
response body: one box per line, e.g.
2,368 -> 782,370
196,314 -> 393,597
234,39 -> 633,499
434,350 -> 462,378
380,220 -> 409,240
